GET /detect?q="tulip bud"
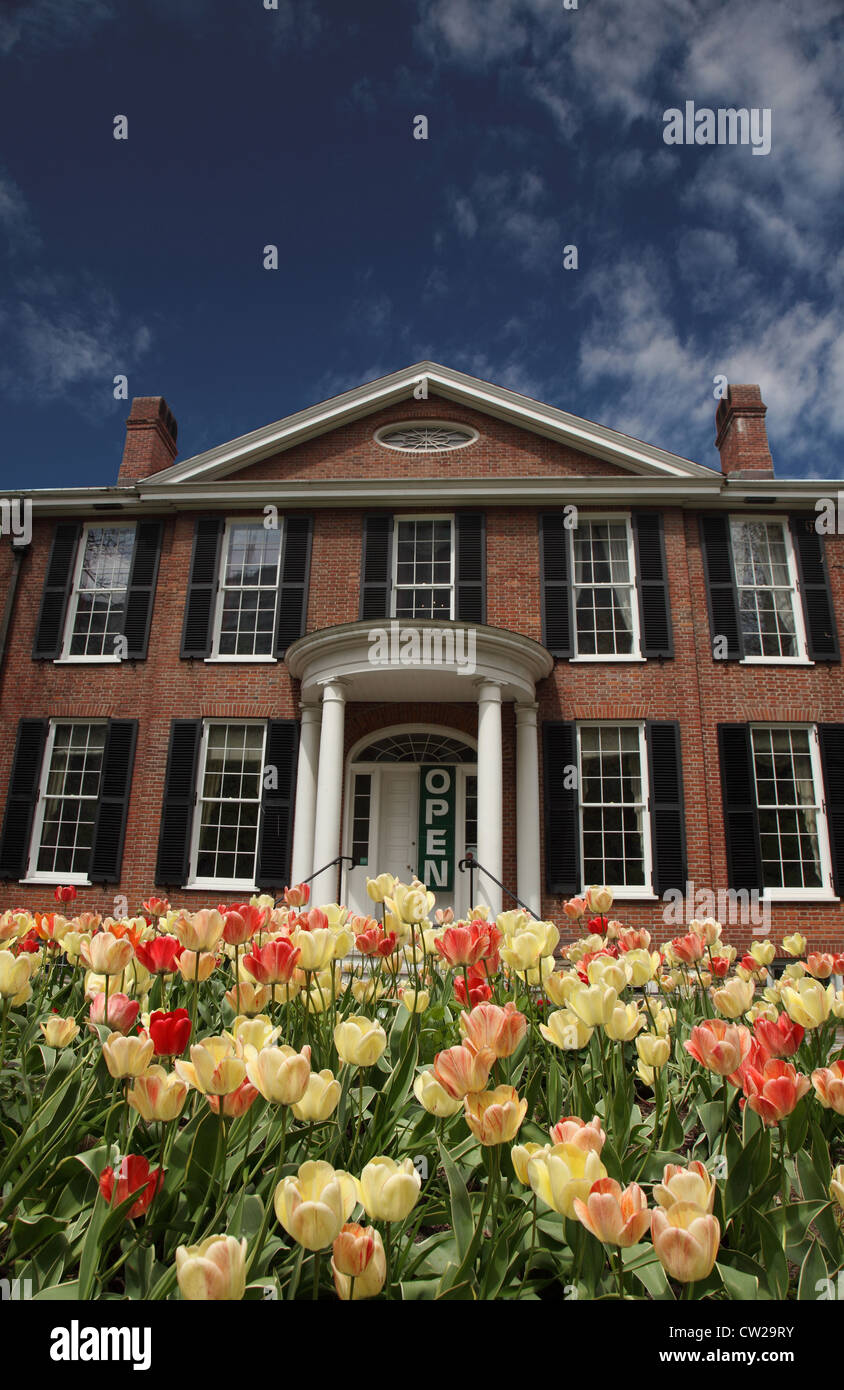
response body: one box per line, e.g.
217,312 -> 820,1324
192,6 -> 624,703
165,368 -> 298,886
39,1014 -> 80,1048
292,1068 -> 342,1122
651,1203 -> 720,1283
357,1156 -> 422,1222
175,1234 -> 247,1300
332,1225 -> 386,1299
102,1031 -> 155,1079
412,1070 -> 463,1118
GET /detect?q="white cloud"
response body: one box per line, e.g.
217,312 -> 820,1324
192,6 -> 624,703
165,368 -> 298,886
0,0 -> 113,55
448,170 -> 558,270
268,0 -> 323,52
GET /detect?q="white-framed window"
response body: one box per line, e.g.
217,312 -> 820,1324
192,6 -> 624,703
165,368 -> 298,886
392,515 -> 455,620
570,515 -> 641,659
751,725 -> 833,897
210,519 -> 283,659
730,517 -> 808,662
188,721 -> 266,889
26,721 -> 107,883
60,523 -> 136,661
577,722 -> 652,893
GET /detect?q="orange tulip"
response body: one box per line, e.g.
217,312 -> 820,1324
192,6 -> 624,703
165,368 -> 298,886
332,1222 -> 376,1278
742,1057 -> 810,1125
573,1178 -> 651,1248
432,1041 -> 495,1099
811,1060 -> 844,1115
548,1115 -> 606,1153
458,1001 -> 527,1058
684,1019 -> 752,1077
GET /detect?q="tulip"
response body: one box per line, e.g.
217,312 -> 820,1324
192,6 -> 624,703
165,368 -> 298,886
563,896 -> 587,921
548,1115 -> 606,1152
782,932 -> 807,958
293,927 -> 336,973
53,884 -> 77,904
366,873 -> 396,904
80,931 -> 134,977
224,980 -> 271,1016
435,923 -> 489,969
175,1234 -> 247,1301
459,1001 -> 526,1058
283,883 -> 311,908
134,935 -> 184,976
332,1225 -> 386,1300
391,883 -> 433,923
334,1016 -> 387,1068
753,1011 -> 804,1059
206,1080 -> 260,1118
39,1014 -> 80,1048
653,1161 -> 715,1214
500,933 -> 543,972
399,985 -> 430,1014
332,1222 -> 376,1277
222,905 -> 266,947
242,936 -> 300,985
127,1065 -> 189,1123
574,1177 -> 651,1247
624,949 -> 661,987
292,1069 -> 342,1122
88,991 -> 140,1035
568,982 -> 618,1028
544,971 -> 579,1007
142,896 -> 170,919
357,1156 -> 422,1222
412,1070 -> 463,1118
355,924 -> 397,958
830,1165 -> 844,1212
452,965 -> 493,1008
811,1060 -> 844,1115
173,909 -> 224,953
464,1085 -> 528,1146
671,933 -> 705,966
636,1033 -> 670,1070
147,1008 -> 191,1057
584,886 -> 613,915
806,952 -> 835,980
175,1036 -> 247,1096
780,977 -> 834,1030
176,950 -> 217,983
274,1160 -> 357,1251
98,1155 -> 162,1219
741,1057 -> 810,1125
604,1001 -> 644,1042
539,1008 -> 593,1051
511,1141 -> 547,1185
351,977 -> 387,1006
527,1142 -> 608,1219
711,976 -> 755,1019
246,1043 -> 311,1105
748,940 -> 776,968
102,1031 -> 155,1079
684,1019 -> 752,1077
228,1014 -> 279,1055
586,955 -> 630,994
653,1007 -> 675,1037
432,1041 -> 495,1099
651,1203 -> 720,1283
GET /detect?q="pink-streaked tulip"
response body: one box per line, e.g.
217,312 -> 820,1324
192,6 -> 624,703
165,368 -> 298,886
142,896 -> 170,920
811,1060 -> 844,1115
173,909 -> 224,953
283,883 -> 311,908
617,927 -> 652,952
526,1142 -> 608,1219
242,936 -> 300,985
127,1066 -> 189,1123
573,1177 -> 651,1247
807,952 -> 835,979
654,1161 -> 716,1214
274,1160 -> 357,1251
206,1080 -> 260,1118
684,1019 -> 752,1077
39,1014 -> 80,1048
671,933 -> 705,966
332,1225 -> 386,1299
224,980 -> 271,1016
742,1058 -> 810,1125
562,896 -> 587,922
102,1031 -> 154,1079
753,1011 -> 804,1059
651,1203 -> 720,1283
176,950 -> 217,983
458,1000 -> 527,1058
80,931 -> 134,977
88,991 -> 140,1035
464,1085 -> 528,1146
435,923 -> 490,969
432,1041 -> 495,1099
548,1115 -> 606,1153
175,1234 -> 247,1301
332,1221 -> 376,1277
246,1043 -> 311,1105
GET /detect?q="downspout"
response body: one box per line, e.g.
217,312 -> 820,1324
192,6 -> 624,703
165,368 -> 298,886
0,542 -> 28,680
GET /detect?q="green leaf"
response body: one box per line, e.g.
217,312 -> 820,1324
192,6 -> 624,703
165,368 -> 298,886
725,1129 -> 766,1219
757,1212 -> 790,1298
660,1099 -> 685,1151
785,1100 -> 809,1156
697,1099 -> 726,1148
716,1260 -> 759,1300
798,1241 -> 828,1300
437,1140 -> 475,1265
768,1200 -> 829,1251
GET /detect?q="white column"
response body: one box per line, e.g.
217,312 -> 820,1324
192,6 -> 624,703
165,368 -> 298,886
475,680 -> 503,917
310,680 -> 347,904
515,701 -> 541,915
290,704 -> 321,887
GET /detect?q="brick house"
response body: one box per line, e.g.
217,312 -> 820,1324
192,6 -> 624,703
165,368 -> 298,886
1,362 -> 843,951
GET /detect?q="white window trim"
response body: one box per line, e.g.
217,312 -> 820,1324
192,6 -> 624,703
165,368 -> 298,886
207,517 -> 284,663
569,512 -> 642,661
576,720 -> 653,895
185,718 -> 267,891
58,520 -> 136,664
390,514 -> 456,621
731,515 -> 811,665
25,718 -> 107,884
752,723 -> 836,900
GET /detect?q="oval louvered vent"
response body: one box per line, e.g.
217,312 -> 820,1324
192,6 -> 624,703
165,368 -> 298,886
375,423 -> 477,452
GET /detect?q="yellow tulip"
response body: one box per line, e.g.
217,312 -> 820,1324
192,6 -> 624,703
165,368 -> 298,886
173,909 -> 224,953
357,1156 -> 421,1222
39,1015 -> 80,1048
224,981 -> 271,1016
128,1065 -> 189,1122
496,909 -> 528,937
274,1160 -> 357,1250
228,1015 -> 279,1055
293,928 -> 335,973
830,1164 -> 844,1213
321,904 -> 349,930
366,874 -> 396,904
334,1016 -> 387,1067
500,934 -> 543,972
246,1044 -> 311,1105
539,1008 -> 593,1051
527,1142 -> 608,1219
176,1234 -> 247,1301
544,971 -> 580,1008
636,1033 -> 670,1069
511,1141 -> 547,1185
653,1007 -> 676,1037
175,1036 -> 247,1095
351,978 -> 387,1006
624,949 -> 660,987
782,932 -> 807,958
710,977 -> 754,1019
781,977 -> 833,1030
292,1068 -> 342,1122
176,950 -> 217,983
585,886 -> 614,914
568,982 -> 618,1028
652,1203 -> 720,1283
603,1001 -> 644,1042
587,956 -> 630,993
102,1031 -> 154,1079
749,940 -> 776,967
653,1160 -> 715,1214
412,1070 -> 463,1118
399,986 -> 430,1014
390,884 -> 431,924
464,1085 -> 528,1146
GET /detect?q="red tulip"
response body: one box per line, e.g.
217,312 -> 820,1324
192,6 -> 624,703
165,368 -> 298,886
134,934 -> 184,975
709,956 -> 731,977
142,896 -> 170,918
53,885 -> 77,904
222,905 -> 267,946
742,1058 -> 810,1126
147,1008 -> 191,1057
753,1012 -> 804,1059
243,936 -> 300,985
453,963 -> 493,1007
355,926 -> 397,958
16,929 -> 41,954
98,1155 -> 163,1219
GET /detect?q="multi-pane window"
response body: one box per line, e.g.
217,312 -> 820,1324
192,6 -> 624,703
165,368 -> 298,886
571,518 -> 638,656
213,522 -> 282,657
392,517 -> 454,620
730,520 -> 804,660
464,774 -> 478,861
63,525 -> 136,658
351,774 -> 372,867
578,724 -> 649,888
190,723 -> 266,885
29,722 -> 106,879
751,726 -> 827,891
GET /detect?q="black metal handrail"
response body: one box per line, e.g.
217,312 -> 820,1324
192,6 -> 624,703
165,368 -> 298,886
457,853 -> 539,919
273,856 -> 355,907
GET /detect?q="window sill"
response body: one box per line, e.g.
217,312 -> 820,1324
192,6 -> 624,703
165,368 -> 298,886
569,655 -> 646,663
19,876 -> 92,888
761,892 -> 840,903
183,881 -> 260,894
739,658 -> 814,667
580,889 -> 657,901
53,657 -> 122,665
203,657 -> 278,665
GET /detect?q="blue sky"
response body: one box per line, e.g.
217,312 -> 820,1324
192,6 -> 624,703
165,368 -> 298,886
0,0 -> 841,489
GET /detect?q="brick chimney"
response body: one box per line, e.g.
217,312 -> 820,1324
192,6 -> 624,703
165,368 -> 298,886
714,384 -> 774,478
118,397 -> 178,483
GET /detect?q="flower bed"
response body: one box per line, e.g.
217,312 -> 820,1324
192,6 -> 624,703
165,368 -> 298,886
0,881 -> 842,1301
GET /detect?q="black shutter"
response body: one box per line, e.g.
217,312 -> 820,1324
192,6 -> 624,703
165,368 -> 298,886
181,518 -> 223,658
699,515 -> 742,660
790,515 -> 840,662
542,721 -> 579,893
123,521 -> 163,660
817,725 -> 844,894
155,721 -> 202,885
633,512 -> 673,658
89,720 -> 138,883
540,514 -> 573,657
455,513 -> 485,623
360,514 -> 393,620
647,721 -> 686,894
718,724 -> 762,890
255,720 -> 298,891
0,719 -> 48,879
32,522 -> 81,659
275,515 -> 313,657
